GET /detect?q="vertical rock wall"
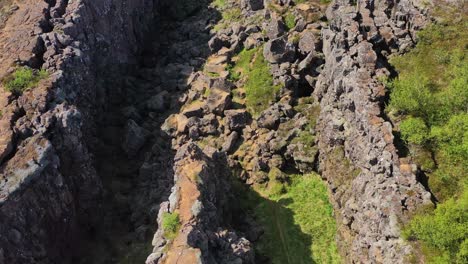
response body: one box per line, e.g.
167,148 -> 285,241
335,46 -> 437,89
0,0 -> 165,263
314,0 -> 433,262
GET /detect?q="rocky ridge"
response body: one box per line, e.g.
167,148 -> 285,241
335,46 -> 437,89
147,143 -> 253,264
315,0 -> 433,262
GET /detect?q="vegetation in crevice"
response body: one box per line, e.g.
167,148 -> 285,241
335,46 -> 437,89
228,46 -> 281,116
162,212 -> 181,240
386,7 -> 467,262
3,67 -> 48,95
212,3 -> 241,32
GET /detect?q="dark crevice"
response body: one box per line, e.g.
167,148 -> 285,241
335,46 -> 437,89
415,170 -> 439,203
75,1 -> 218,263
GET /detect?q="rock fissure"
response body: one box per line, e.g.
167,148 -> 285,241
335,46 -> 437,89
0,0 -> 448,263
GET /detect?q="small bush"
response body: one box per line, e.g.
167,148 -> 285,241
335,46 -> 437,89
3,67 -> 48,95
162,212 -> 180,240
400,117 -> 429,145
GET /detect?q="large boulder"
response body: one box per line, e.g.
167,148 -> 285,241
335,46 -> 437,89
298,30 -> 317,55
224,109 -> 250,131
146,91 -> 168,112
263,37 -> 296,64
205,88 -> 231,115
265,18 -> 287,40
122,120 -> 148,157
241,0 -> 264,11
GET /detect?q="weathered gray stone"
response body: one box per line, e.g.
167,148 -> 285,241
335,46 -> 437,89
265,18 -> 287,39
122,120 -> 148,157
263,37 -> 296,64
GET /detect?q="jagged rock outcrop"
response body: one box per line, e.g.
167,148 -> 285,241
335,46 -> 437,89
314,0 -> 433,262
147,143 -> 253,264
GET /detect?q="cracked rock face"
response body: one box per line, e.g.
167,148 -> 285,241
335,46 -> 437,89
314,0 -> 433,262
0,0 -> 165,263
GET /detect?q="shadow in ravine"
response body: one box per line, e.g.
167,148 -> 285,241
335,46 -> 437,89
75,1 -> 221,263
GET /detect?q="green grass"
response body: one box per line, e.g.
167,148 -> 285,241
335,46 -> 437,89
387,9 -> 468,262
213,7 -> 242,32
284,12 -> 296,30
212,0 -> 227,9
250,173 -> 341,264
162,212 -> 180,240
3,67 -> 48,94
229,47 -> 281,116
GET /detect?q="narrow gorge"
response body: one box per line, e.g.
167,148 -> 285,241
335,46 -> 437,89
0,0 -> 466,264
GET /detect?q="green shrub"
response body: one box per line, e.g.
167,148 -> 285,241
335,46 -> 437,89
403,190 -> 468,263
162,212 -> 180,240
400,117 -> 429,145
389,14 -> 468,262
3,67 -> 48,95
388,16 -> 467,202
212,0 -> 226,9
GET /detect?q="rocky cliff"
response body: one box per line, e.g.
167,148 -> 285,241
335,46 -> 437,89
0,0 -> 441,263
0,0 -> 165,262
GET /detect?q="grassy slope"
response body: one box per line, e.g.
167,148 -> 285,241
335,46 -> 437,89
242,174 -> 341,264
229,47 -> 281,116
386,6 -> 467,263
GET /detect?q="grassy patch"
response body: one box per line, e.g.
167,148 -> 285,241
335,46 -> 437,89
3,67 -> 48,95
284,12 -> 296,30
229,47 -> 281,116
212,0 -> 227,9
247,173 -> 341,264
213,7 -> 242,32
162,212 -> 180,240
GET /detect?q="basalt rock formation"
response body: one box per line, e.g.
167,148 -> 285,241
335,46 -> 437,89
0,0 -> 172,262
0,0 -> 442,263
